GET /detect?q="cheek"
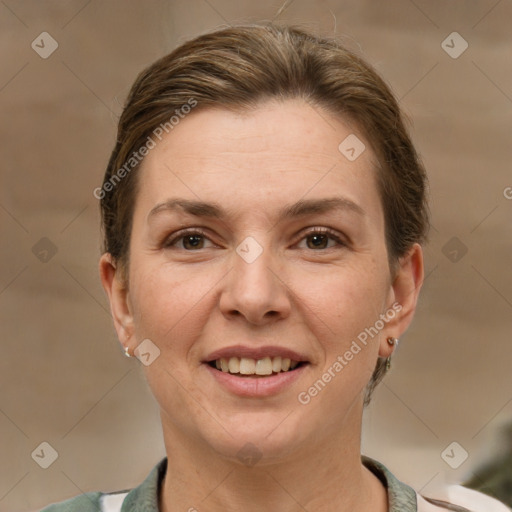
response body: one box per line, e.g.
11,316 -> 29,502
296,275 -> 387,413
128,262 -> 216,351
303,263 -> 389,336
298,261 -> 389,393
128,265 -> 215,412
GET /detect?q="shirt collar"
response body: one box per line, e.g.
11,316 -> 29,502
121,456 -> 417,512
362,455 -> 418,511
121,457 -> 167,512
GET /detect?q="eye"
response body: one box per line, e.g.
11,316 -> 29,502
163,229 -> 215,250
162,227 -> 346,251
297,228 -> 346,250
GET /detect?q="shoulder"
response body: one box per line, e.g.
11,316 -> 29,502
39,491 -> 103,511
419,484 -> 511,512
38,458 -> 166,512
39,490 -> 130,512
362,455 -> 511,512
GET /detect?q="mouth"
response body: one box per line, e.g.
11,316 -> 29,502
202,347 -> 310,396
206,356 -> 308,377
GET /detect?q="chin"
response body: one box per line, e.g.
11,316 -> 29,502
199,414 -> 310,466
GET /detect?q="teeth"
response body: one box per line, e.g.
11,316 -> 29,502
215,356 -> 301,375
228,357 -> 240,373
239,357 -> 255,374
255,357 -> 273,375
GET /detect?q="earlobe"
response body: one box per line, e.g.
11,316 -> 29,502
379,243 -> 424,358
99,253 -> 134,346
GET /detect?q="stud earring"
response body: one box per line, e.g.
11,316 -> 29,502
387,337 -> 398,346
124,345 -> 131,358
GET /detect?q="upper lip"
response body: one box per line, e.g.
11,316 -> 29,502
203,345 -> 309,363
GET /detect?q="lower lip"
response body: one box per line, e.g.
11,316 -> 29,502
203,363 -> 309,397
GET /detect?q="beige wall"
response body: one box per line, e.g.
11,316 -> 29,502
1,1 -> 511,511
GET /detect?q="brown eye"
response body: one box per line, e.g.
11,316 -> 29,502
182,234 -> 205,250
298,228 -> 345,250
163,229 -> 214,250
306,233 -> 329,249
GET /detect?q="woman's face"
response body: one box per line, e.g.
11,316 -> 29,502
101,99 -> 422,463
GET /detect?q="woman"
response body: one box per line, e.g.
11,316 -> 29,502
42,23 -> 510,512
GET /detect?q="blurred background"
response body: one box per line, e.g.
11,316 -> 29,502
1,1 -> 511,510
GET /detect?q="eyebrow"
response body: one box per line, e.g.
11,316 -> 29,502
148,197 -> 365,221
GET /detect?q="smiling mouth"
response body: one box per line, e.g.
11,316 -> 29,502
207,356 -> 307,377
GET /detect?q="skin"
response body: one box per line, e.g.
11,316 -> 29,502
100,98 -> 424,512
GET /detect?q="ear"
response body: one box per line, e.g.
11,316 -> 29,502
379,243 -> 424,358
99,253 -> 134,350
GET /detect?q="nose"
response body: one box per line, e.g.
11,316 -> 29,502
219,238 -> 292,326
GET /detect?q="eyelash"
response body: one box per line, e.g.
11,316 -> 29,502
162,227 -> 347,251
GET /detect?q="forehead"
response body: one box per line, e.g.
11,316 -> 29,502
134,99 -> 383,226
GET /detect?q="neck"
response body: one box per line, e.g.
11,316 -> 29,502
159,404 -> 388,512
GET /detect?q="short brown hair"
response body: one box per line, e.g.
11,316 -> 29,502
100,23 -> 429,405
